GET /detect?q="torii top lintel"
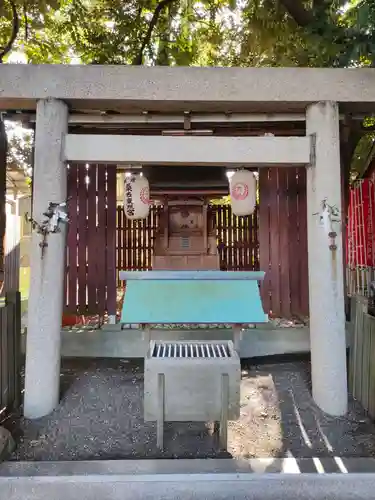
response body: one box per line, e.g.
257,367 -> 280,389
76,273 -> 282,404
1,65 -> 375,114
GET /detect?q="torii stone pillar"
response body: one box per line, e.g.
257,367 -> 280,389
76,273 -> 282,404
306,101 -> 348,416
24,98 -> 68,419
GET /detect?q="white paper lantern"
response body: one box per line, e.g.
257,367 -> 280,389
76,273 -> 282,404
229,169 -> 256,216
124,173 -> 150,220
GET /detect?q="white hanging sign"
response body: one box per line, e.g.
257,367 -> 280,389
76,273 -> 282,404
124,173 -> 150,220
229,169 -> 257,216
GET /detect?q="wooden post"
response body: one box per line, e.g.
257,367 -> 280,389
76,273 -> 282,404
0,118 -> 6,294
232,324 -> 242,352
6,291 -> 21,409
163,200 -> 169,251
203,203 -> 208,253
156,373 -> 165,450
219,373 -> 229,450
141,323 -> 151,345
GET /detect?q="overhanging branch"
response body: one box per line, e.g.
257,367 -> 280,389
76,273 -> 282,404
279,0 -> 315,27
133,0 -> 176,65
0,0 -> 20,63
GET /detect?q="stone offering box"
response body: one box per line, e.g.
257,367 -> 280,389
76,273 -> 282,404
144,339 -> 240,450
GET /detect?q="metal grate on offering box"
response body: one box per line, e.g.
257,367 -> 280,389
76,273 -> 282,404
151,341 -> 231,358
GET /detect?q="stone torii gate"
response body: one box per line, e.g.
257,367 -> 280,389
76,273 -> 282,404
1,65 -> 375,420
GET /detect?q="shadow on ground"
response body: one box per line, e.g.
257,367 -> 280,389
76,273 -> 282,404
4,357 -> 375,464
239,356 -> 375,472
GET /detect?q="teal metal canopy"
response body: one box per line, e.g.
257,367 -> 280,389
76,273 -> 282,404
120,271 -> 268,325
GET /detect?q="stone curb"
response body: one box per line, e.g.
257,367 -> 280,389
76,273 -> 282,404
3,457 -> 375,477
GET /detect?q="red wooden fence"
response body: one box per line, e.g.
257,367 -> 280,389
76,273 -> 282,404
66,166 -> 309,319
65,163 -> 117,316
259,167 -> 309,318
215,205 -> 259,271
116,206 -> 162,273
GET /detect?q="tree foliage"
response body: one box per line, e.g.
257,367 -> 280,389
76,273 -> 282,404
0,0 -> 67,62
1,0 -> 375,67
5,122 -> 33,176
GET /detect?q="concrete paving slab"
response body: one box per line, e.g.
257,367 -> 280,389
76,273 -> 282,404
2,473 -> 375,500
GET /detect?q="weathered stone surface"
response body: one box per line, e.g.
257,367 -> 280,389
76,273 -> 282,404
1,65 -> 375,115
0,427 -> 15,462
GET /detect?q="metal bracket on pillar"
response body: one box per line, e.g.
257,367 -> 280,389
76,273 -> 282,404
313,198 -> 341,252
26,199 -> 70,258
328,231 -> 337,251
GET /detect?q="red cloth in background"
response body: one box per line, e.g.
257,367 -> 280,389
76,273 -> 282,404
346,179 -> 375,267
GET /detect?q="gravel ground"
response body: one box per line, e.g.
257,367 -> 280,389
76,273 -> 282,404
6,358 -> 375,461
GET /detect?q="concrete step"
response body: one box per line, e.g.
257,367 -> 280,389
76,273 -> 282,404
2,458 -> 375,500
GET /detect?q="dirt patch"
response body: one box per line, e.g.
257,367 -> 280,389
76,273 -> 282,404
6,359 -> 375,461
